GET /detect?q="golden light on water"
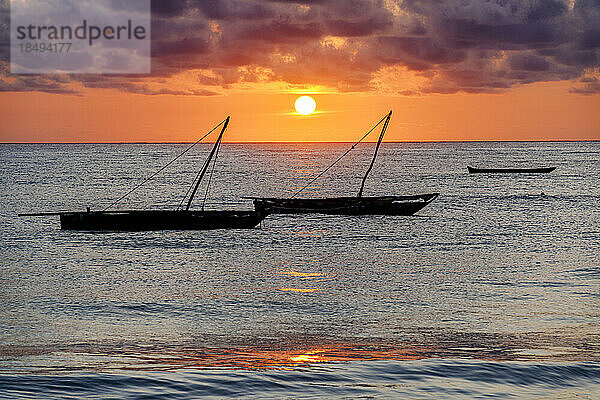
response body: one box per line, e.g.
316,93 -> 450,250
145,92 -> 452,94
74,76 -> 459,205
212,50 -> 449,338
280,271 -> 324,279
289,353 -> 323,363
279,287 -> 319,293
294,96 -> 317,115
277,268 -> 329,293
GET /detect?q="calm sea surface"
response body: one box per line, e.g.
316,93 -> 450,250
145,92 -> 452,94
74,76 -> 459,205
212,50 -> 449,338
1,142 -> 599,399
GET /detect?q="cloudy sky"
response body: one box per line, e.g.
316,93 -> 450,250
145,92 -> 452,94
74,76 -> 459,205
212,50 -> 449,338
1,0 -> 599,142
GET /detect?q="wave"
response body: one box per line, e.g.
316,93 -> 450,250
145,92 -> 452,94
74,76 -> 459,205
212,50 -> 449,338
1,360 -> 599,399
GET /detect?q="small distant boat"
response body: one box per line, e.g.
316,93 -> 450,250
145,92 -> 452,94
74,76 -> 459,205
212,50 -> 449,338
467,166 -> 556,174
19,116 -> 266,231
246,111 -> 439,216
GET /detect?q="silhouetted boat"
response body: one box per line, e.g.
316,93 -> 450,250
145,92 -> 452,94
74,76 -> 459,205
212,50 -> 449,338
467,166 -> 556,174
248,194 -> 438,215
19,209 -> 265,231
246,111 -> 439,216
19,116 -> 266,231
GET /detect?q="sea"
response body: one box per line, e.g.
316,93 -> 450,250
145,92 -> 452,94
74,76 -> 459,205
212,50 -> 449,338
1,141 -> 599,399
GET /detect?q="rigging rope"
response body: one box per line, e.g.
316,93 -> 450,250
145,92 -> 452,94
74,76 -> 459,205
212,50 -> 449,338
201,138 -> 221,211
290,113 -> 389,198
358,112 -> 391,197
177,133 -> 221,211
179,116 -> 229,211
103,118 -> 227,211
177,150 -> 212,210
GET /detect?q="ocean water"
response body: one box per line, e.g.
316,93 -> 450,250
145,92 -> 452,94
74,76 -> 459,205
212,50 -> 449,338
1,141 -> 599,399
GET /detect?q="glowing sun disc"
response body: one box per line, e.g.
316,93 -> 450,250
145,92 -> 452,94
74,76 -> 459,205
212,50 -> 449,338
295,96 -> 317,115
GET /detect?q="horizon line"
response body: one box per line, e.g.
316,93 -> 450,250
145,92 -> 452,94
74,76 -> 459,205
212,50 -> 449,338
1,139 -> 599,144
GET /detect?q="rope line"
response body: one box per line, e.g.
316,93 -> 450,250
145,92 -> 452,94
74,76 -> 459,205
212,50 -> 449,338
184,116 -> 229,211
201,139 -> 221,210
178,154 -> 210,210
177,134 -> 221,210
103,118 -> 227,211
290,114 -> 388,199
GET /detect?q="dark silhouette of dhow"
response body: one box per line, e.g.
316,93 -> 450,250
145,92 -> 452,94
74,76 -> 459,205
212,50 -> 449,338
56,209 -> 264,230
246,111 -> 439,216
250,194 -> 438,215
19,116 -> 266,231
467,166 -> 556,173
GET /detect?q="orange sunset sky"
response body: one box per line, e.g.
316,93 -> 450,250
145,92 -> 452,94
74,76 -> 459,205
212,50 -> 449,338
1,0 -> 599,142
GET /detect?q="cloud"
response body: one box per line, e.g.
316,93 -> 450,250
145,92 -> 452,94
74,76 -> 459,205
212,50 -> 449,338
1,0 -> 599,95
0,62 -> 80,94
509,53 -> 551,71
570,75 -> 600,93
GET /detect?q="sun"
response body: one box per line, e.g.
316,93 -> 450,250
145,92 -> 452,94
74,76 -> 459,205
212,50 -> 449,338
294,96 -> 317,115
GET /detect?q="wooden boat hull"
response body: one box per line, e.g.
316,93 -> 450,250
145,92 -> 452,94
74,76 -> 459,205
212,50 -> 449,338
250,194 -> 439,216
59,210 -> 265,231
467,166 -> 556,173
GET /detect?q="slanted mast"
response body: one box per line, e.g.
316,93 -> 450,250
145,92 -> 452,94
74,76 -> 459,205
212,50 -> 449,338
358,110 -> 391,198
185,116 -> 230,211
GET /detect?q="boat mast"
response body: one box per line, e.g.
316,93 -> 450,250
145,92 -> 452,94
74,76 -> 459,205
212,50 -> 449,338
358,110 -> 391,198
185,116 -> 230,211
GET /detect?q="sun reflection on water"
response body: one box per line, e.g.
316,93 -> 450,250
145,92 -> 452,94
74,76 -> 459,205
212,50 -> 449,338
280,270 -> 325,279
289,352 -> 324,363
274,267 -> 334,293
120,344 -> 425,371
279,287 -> 320,293
4,335 -> 596,373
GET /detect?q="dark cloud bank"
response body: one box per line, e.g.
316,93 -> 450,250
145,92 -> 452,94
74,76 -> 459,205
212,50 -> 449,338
1,0 -> 599,95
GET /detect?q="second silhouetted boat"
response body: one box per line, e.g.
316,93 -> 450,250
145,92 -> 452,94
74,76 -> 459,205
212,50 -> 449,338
246,111 -> 439,216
